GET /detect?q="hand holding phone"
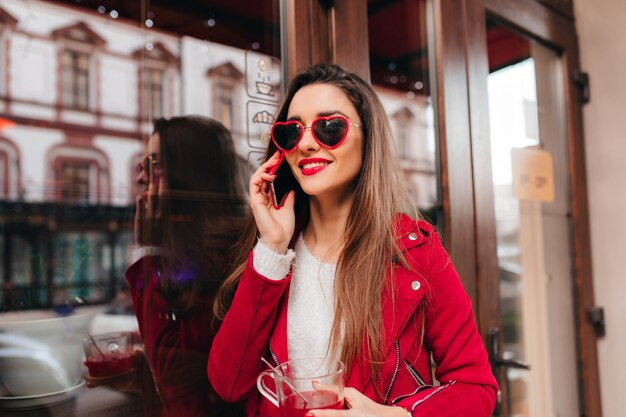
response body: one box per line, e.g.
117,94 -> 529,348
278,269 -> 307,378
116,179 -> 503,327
249,152 -> 297,254
268,152 -> 298,210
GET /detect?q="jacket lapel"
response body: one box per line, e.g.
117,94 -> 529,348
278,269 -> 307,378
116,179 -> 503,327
382,214 -> 430,353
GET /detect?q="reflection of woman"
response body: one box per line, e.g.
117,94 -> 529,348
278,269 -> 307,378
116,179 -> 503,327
128,116 -> 246,416
209,64 -> 497,416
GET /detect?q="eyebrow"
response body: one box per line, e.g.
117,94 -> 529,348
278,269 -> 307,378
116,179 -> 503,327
286,110 -> 350,122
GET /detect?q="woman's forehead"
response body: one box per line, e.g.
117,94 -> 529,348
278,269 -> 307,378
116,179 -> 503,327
288,83 -> 357,119
147,133 -> 160,152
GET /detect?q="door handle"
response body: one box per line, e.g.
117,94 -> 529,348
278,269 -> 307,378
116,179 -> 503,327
495,357 -> 530,370
488,328 -> 530,416
488,328 -> 531,371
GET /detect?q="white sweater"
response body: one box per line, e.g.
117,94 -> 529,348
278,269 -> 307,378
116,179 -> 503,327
253,236 -> 337,362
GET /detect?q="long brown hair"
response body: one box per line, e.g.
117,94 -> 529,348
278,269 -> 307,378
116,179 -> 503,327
214,64 -> 415,396
151,116 -> 247,314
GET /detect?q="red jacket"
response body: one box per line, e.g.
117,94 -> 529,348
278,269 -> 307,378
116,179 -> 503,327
208,216 -> 497,416
127,256 -> 244,417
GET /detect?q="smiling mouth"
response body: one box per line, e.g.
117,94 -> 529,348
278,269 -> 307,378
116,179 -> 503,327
300,161 -> 330,169
299,160 -> 331,176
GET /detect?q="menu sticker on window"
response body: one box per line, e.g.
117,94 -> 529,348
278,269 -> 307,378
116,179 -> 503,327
511,147 -> 555,202
245,51 -> 281,102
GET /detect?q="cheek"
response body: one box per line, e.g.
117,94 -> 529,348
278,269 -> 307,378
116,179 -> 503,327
344,140 -> 364,173
285,154 -> 299,172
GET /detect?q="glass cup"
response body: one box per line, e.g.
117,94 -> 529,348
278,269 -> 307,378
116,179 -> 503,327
82,331 -> 134,378
257,357 -> 345,417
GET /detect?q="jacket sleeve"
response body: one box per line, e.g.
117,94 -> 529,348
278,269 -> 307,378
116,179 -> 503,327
393,226 -> 498,416
207,251 -> 290,403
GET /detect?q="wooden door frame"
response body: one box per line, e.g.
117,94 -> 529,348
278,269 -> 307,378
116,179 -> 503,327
282,0 -> 369,80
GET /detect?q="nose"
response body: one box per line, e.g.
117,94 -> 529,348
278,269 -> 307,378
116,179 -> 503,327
297,126 -> 319,152
136,163 -> 148,186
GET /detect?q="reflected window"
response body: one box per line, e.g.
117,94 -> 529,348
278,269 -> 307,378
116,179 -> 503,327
49,144 -> 110,205
135,42 -> 177,121
215,82 -> 234,129
393,107 -> 413,158
142,68 -> 164,120
59,161 -> 90,204
207,62 -> 244,131
0,7 -> 18,98
0,137 -> 20,199
53,22 -> 104,110
61,49 -> 90,110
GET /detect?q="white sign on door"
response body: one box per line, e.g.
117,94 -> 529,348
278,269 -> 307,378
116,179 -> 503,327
511,147 -> 555,202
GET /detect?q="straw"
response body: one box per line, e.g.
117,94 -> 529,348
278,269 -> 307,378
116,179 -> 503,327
261,357 -> 309,407
87,333 -> 106,360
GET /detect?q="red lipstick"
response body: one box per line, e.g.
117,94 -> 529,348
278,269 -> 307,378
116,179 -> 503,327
298,158 -> 331,176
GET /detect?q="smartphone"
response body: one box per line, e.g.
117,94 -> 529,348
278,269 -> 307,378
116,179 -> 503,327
269,152 -> 297,209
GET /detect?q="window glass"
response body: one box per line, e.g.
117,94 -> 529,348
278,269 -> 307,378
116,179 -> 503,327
0,0 -> 282,415
367,0 -> 440,224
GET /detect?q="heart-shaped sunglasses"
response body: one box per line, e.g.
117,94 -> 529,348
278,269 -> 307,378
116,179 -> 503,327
270,115 -> 360,153
136,154 -> 161,178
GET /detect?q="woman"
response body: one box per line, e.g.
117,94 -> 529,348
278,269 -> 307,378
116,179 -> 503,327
128,116 -> 246,416
208,65 -> 497,416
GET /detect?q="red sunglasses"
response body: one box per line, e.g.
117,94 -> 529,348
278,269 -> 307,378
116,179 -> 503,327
270,115 -> 360,153
137,154 -> 161,178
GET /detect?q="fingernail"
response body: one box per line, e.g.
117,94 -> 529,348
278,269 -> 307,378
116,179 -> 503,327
304,413 -> 314,417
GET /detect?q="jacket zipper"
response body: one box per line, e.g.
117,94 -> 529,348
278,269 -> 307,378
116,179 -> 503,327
390,360 -> 440,406
390,384 -> 436,405
403,360 -> 426,386
383,340 -> 401,405
269,347 -> 283,374
410,381 -> 456,411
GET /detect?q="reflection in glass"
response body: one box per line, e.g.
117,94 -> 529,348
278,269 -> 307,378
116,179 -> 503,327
367,0 -> 439,221
0,0 -> 281,308
122,116 -> 247,416
0,0 -> 282,415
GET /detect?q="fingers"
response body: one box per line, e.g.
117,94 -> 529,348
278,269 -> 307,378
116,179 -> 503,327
311,380 -> 341,396
341,387 -> 361,409
307,388 -> 385,417
305,408 -> 356,417
249,152 -> 281,205
134,195 -> 145,245
248,152 -> 295,252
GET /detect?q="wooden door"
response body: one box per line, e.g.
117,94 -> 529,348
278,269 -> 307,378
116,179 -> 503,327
465,1 -> 601,416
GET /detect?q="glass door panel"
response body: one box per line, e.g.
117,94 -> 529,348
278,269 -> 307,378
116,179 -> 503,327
367,0 -> 440,225
486,21 -> 579,417
0,0 -> 283,415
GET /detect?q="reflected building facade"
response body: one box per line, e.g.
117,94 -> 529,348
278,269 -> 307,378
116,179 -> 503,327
0,0 -> 436,311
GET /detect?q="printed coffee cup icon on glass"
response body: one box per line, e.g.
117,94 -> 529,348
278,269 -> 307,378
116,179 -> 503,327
257,357 -> 345,417
83,331 -> 135,379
